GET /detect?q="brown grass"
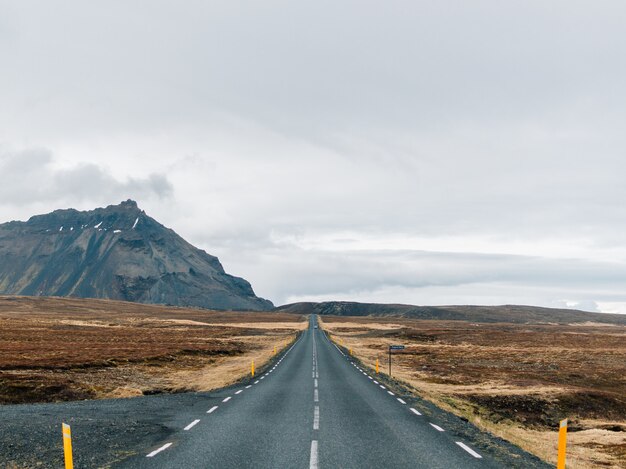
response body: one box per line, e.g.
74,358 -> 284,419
320,316 -> 626,469
0,296 -> 306,403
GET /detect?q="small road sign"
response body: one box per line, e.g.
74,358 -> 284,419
389,345 -> 405,350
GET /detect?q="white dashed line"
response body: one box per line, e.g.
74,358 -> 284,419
207,406 -> 218,414
235,390 -> 243,395
184,419 -> 200,431
373,380 -> 379,384
456,442 -> 483,458
313,406 -> 320,430
222,397 -> 232,403
254,380 -> 259,384
430,423 -> 445,432
314,378 -> 318,388
146,442 -> 172,458
380,385 -> 386,389
397,398 -> 406,404
246,385 -> 252,389
314,389 -> 319,402
387,391 -> 395,396
410,408 -> 422,416
260,376 -> 265,380
310,440 -> 319,469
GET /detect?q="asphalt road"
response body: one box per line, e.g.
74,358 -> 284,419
114,316 -> 549,468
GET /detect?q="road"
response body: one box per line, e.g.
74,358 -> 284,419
115,316 -> 548,468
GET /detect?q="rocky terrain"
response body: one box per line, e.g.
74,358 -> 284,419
0,200 -> 272,311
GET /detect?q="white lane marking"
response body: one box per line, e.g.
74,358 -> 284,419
430,423 -> 445,432
314,378 -> 318,388
312,372 -> 315,378
367,375 -> 372,379
222,397 -> 232,403
387,391 -> 395,396
146,442 -> 173,457
246,385 -> 252,389
184,419 -> 201,431
254,380 -> 259,384
316,371 -> 319,378
207,406 -> 218,414
310,440 -> 319,469
313,406 -> 320,430
456,441 -> 483,458
397,398 -> 406,404
235,390 -> 243,395
380,385 -> 386,389
314,389 -> 319,402
260,376 -> 265,380
373,380 -> 379,384
410,407 -> 422,416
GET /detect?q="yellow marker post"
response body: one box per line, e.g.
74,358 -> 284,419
376,359 -> 379,374
557,418 -> 568,469
274,346 -> 276,355
62,423 -> 73,469
251,360 -> 255,377
349,348 -> 353,356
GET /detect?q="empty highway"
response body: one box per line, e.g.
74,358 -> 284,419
115,316 -> 548,468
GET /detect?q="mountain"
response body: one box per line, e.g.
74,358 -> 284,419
275,301 -> 626,325
0,200 -> 273,311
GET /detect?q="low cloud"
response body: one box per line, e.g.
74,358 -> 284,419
0,147 -> 173,211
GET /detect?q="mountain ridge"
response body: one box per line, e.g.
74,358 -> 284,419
275,301 -> 626,325
0,200 -> 273,311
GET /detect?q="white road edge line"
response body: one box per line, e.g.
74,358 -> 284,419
184,419 -> 200,431
146,442 -> 173,457
410,408 -> 422,416
222,396 -> 232,403
207,405 -> 218,414
430,423 -> 445,432
310,440 -> 319,469
456,442 -> 483,458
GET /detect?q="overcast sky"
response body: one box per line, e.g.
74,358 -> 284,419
2,1 -> 626,312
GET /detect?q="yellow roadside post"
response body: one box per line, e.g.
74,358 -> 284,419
251,360 -> 255,377
62,423 -> 73,469
349,348 -> 353,356
557,418 -> 568,469
274,346 -> 276,355
376,359 -> 379,374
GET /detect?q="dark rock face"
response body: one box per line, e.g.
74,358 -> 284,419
0,200 -> 273,311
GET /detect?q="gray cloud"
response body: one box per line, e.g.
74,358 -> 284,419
0,147 -> 173,208
1,2 -> 626,313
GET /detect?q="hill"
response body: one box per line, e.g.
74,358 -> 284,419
0,200 -> 273,311
276,301 -> 626,325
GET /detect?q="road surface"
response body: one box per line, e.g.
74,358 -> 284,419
114,316 -> 548,468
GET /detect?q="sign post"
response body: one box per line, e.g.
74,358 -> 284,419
388,345 -> 405,377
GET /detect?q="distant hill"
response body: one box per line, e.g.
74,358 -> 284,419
276,301 -> 626,325
0,200 -> 273,311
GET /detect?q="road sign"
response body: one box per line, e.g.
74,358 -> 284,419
388,345 -> 405,375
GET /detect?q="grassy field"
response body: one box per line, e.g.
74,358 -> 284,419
320,315 -> 626,469
0,296 -> 306,403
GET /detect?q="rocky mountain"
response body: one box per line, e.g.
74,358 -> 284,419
0,200 -> 273,311
275,301 -> 626,325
